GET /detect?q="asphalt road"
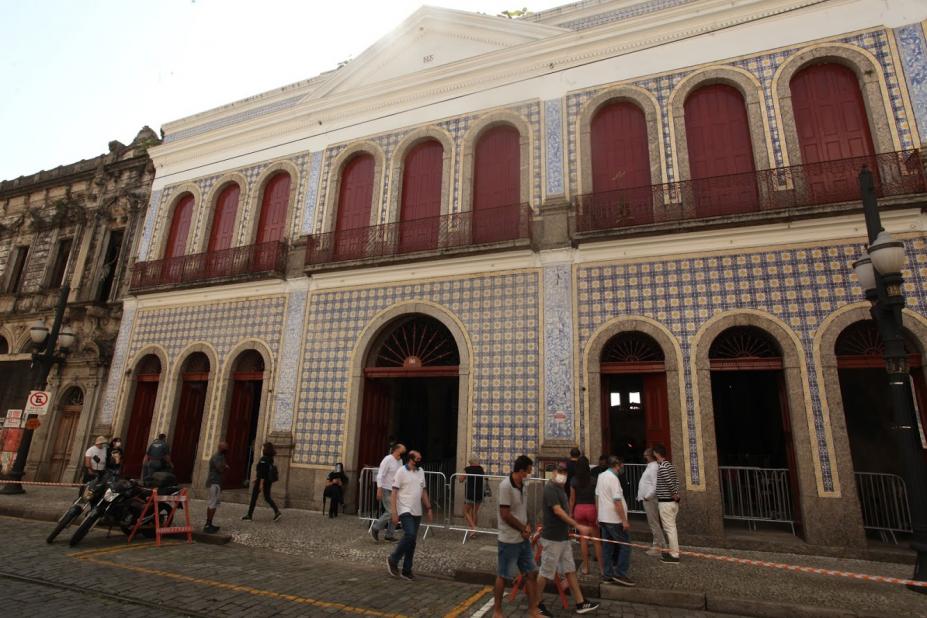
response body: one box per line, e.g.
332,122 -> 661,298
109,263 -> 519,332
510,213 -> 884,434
0,515 -> 740,617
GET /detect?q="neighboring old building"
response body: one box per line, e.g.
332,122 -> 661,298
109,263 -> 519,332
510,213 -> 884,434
103,0 -> 927,551
0,127 -> 160,482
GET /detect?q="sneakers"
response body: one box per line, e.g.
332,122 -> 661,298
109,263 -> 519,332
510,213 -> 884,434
370,527 -> 380,543
611,575 -> 636,587
241,514 -> 252,521
386,558 -> 399,578
273,512 -> 282,522
203,524 -> 220,534
661,554 -> 680,564
399,572 -> 416,581
576,601 -> 600,614
537,602 -> 553,617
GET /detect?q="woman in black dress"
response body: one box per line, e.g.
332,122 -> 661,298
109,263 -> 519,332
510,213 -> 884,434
460,455 -> 486,541
242,442 -> 282,521
324,462 -> 348,518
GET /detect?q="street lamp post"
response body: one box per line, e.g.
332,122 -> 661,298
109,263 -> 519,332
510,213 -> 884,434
0,284 -> 75,495
851,167 -> 927,592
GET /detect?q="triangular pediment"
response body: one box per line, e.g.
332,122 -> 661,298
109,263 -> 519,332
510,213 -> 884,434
308,6 -> 568,99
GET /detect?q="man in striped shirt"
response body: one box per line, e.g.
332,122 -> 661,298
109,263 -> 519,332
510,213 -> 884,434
653,444 -> 681,564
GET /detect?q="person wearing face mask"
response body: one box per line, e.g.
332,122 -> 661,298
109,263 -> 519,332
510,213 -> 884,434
106,437 -> 123,471
386,450 -> 432,581
242,442 -> 283,522
596,455 -> 634,587
324,462 -> 349,518
537,462 -> 600,615
204,441 -> 229,534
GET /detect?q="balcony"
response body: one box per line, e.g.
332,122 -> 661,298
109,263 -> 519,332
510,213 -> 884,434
575,150 -> 926,237
305,202 -> 532,268
130,241 -> 288,293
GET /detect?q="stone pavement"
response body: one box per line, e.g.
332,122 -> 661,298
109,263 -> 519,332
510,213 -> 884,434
0,516 -> 730,617
2,486 -> 926,616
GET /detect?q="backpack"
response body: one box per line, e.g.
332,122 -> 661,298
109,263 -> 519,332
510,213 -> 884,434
269,463 -> 279,483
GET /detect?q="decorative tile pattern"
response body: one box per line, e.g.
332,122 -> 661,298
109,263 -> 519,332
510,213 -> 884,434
301,151 -> 324,235
294,271 -> 541,473
896,23 -> 927,143
575,237 -> 927,491
543,264 -> 575,440
272,289 -> 309,433
137,189 -> 161,260
544,99 -> 565,197
99,303 -> 137,424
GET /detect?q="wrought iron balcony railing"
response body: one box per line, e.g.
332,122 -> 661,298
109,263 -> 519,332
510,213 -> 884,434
575,150 -> 926,235
306,202 -> 531,266
130,240 -> 288,292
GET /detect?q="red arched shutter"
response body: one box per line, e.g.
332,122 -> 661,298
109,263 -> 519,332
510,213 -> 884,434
256,173 -> 291,244
209,184 -> 239,252
684,84 -> 758,215
790,63 -> 876,201
335,154 -> 376,260
399,140 -> 443,253
164,194 -> 194,259
591,101 -> 653,225
473,125 -> 520,243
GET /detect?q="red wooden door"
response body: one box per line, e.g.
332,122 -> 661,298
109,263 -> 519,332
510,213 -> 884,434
256,173 -> 291,244
358,378 -> 391,471
47,405 -> 80,482
399,140 -> 443,253
224,378 -> 260,488
335,154 -> 376,261
591,101 -> 653,225
171,377 -> 207,484
684,84 -> 758,216
473,125 -> 520,244
165,194 -> 194,259
790,63 -> 876,202
123,378 -> 159,479
643,373 -> 671,459
209,184 -> 239,252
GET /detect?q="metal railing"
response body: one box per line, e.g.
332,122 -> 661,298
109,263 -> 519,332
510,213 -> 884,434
621,463 -> 646,514
306,202 -> 532,266
718,466 -> 796,534
855,471 -> 912,544
356,466 -> 448,538
575,150 -> 926,234
445,473 -> 549,542
130,240 -> 288,291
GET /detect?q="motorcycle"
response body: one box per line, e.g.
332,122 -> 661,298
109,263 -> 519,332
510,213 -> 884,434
68,473 -> 182,547
46,471 -> 115,543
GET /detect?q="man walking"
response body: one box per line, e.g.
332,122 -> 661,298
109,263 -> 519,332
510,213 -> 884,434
654,444 -> 681,564
596,455 -> 635,586
493,455 -> 542,618
637,447 -> 666,557
386,450 -> 432,580
537,462 -> 600,615
371,442 -> 405,542
204,441 -> 229,534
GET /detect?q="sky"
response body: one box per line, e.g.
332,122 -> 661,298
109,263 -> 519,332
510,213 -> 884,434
0,0 -> 570,180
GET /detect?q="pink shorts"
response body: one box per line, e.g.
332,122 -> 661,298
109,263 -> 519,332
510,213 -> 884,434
573,503 -> 597,527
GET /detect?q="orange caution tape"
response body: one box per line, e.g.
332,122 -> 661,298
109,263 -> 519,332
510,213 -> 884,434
0,479 -> 82,487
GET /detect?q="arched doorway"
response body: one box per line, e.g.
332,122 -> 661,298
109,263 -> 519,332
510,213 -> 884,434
171,353 -> 210,484
357,314 -> 460,477
599,331 -> 670,463
124,354 -> 162,479
223,350 -> 265,489
708,326 -> 801,533
46,387 -> 83,482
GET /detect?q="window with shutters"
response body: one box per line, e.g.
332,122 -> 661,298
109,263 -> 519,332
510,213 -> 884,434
5,246 -> 29,293
472,124 -> 520,243
334,153 -> 376,260
164,193 -> 195,259
209,183 -> 240,252
47,237 -> 73,289
399,140 -> 443,253
590,101 -> 653,225
256,173 -> 291,244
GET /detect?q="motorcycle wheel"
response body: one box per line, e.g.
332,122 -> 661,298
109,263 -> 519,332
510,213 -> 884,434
46,505 -> 82,544
68,508 -> 101,547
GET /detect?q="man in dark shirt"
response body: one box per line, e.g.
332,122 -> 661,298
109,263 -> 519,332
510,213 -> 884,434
537,462 -> 599,615
142,433 -> 172,485
204,441 -> 228,534
564,447 -> 581,490
590,454 -> 608,480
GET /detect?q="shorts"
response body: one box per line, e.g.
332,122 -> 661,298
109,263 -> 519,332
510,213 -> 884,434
573,503 -> 597,527
464,497 -> 483,505
207,484 -> 222,509
497,539 -> 537,579
538,538 -> 576,579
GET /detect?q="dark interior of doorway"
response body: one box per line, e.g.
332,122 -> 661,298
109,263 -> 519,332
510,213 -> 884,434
603,374 -> 647,464
711,370 -> 788,468
838,367 -> 906,477
224,379 -> 262,489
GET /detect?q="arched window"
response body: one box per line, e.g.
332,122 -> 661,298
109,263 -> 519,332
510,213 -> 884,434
0,336 -> 8,354
164,194 -> 194,259
591,101 -> 653,225
473,125 -> 520,243
208,184 -> 240,252
790,63 -> 876,201
334,153 -> 376,260
255,172 -> 291,244
709,326 -> 782,370
684,84 -> 758,215
399,140 -> 443,253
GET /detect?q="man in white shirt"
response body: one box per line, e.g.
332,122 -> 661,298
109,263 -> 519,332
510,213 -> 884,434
386,450 -> 432,580
83,436 -> 108,483
596,455 -> 635,587
637,447 -> 666,557
370,442 -> 405,542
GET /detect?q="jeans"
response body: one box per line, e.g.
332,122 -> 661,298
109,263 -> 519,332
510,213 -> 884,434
247,480 -> 279,516
389,513 -> 421,575
599,523 -> 631,578
658,501 -> 680,558
372,489 -> 395,537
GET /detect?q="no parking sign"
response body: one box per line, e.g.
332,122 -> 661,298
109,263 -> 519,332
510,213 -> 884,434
24,391 -> 51,416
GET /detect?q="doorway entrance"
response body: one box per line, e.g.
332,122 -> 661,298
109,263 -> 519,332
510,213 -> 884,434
709,326 -> 801,534
45,387 -> 83,482
223,350 -> 264,489
171,353 -> 210,484
124,355 -> 161,479
357,315 -> 460,477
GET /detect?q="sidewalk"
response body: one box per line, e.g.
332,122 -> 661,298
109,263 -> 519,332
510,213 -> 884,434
2,486 -> 924,617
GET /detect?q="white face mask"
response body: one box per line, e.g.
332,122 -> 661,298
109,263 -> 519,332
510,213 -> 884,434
554,473 -> 567,485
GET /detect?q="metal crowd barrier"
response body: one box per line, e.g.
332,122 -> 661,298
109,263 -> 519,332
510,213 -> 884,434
621,463 -> 646,514
718,466 -> 796,534
356,465 -> 448,538
855,471 -> 912,544
445,472 -> 548,543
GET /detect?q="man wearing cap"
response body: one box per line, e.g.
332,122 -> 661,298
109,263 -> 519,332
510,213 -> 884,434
83,436 -> 108,484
